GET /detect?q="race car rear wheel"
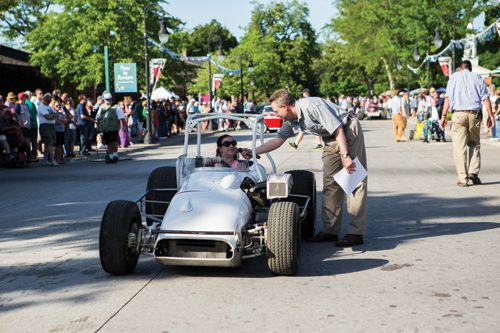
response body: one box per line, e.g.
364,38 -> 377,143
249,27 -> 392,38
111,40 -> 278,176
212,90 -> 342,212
145,166 -> 177,226
267,201 -> 300,276
100,200 -> 142,275
285,170 -> 316,239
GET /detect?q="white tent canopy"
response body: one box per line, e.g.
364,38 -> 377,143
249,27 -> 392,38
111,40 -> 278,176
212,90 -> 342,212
151,87 -> 179,100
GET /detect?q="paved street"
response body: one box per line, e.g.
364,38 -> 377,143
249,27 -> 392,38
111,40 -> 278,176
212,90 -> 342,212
1,118 -> 499,333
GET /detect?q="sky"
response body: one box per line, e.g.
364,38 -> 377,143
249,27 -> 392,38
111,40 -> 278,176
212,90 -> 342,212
165,0 -> 338,40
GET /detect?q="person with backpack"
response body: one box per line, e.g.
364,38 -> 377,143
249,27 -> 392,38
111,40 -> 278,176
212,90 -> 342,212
96,93 -> 124,163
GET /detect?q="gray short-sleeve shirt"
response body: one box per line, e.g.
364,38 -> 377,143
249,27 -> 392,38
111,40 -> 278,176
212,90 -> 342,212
277,97 -> 350,139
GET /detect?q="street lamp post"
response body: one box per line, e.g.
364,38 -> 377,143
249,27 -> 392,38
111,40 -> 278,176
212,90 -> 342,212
248,59 -> 254,102
207,35 -> 222,130
207,35 -> 222,111
143,5 -> 169,144
239,56 -> 244,104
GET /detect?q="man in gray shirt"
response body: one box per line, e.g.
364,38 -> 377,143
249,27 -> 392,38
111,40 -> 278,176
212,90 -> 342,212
240,89 -> 368,247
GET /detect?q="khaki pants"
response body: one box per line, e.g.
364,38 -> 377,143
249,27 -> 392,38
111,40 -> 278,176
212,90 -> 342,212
451,111 -> 481,183
392,113 -> 406,141
322,118 -> 368,235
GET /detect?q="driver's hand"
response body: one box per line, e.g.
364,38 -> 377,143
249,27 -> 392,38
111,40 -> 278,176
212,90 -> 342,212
239,148 -> 252,160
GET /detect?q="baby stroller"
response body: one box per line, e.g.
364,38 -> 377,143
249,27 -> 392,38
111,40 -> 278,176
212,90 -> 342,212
415,119 -> 445,143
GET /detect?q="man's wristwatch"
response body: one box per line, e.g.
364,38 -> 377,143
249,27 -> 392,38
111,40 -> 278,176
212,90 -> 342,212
340,152 -> 350,159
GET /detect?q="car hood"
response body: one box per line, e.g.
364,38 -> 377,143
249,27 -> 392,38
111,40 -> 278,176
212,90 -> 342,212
160,189 -> 252,233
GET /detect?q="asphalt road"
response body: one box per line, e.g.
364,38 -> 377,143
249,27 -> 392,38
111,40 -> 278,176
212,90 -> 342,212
1,119 -> 499,333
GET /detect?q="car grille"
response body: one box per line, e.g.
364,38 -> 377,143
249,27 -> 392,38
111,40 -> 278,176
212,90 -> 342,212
155,239 -> 233,259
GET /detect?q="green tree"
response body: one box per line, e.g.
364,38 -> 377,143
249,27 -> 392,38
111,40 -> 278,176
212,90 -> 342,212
328,0 -> 489,94
313,41 -> 368,98
165,20 -> 239,98
186,20 -> 238,56
25,0 -> 181,92
0,0 -> 52,43
207,0 -> 320,100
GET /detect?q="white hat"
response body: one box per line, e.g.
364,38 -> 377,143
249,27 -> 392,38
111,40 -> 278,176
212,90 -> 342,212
102,92 -> 113,100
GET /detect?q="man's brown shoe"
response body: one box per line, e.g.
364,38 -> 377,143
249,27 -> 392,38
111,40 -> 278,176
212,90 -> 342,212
335,234 -> 364,247
306,232 -> 338,242
468,174 -> 482,185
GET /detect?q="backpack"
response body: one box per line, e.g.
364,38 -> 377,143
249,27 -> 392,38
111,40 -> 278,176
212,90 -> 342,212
99,106 -> 120,132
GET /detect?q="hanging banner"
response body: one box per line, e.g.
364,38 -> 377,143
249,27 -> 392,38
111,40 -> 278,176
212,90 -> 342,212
213,74 -> 224,93
438,57 -> 452,77
150,58 -> 166,84
114,63 -> 137,93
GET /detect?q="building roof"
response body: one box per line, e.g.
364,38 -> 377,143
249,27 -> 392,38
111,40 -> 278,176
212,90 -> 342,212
0,44 -> 31,67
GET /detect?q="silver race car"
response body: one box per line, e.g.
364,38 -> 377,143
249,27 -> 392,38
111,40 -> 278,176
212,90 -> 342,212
99,113 -> 316,276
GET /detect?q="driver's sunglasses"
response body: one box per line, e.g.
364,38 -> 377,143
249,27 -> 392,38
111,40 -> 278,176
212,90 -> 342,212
220,140 -> 237,147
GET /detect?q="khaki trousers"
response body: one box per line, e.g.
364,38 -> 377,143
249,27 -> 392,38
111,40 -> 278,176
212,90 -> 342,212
392,113 -> 406,141
451,111 -> 481,183
322,118 -> 368,235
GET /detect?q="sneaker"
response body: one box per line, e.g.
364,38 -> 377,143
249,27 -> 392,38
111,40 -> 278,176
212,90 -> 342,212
112,156 -> 119,163
97,143 -> 106,150
289,142 -> 298,149
50,160 -> 59,166
105,155 -> 112,164
313,144 -> 323,151
41,160 -> 51,166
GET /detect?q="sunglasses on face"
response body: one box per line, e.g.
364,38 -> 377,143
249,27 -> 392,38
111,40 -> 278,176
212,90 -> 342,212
220,140 -> 237,147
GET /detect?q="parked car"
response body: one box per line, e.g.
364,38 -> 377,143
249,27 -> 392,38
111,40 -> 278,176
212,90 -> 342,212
99,113 -> 316,276
364,99 -> 384,119
258,105 -> 283,133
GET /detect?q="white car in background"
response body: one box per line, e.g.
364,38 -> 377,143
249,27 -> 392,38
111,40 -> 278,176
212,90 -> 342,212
99,113 -> 316,276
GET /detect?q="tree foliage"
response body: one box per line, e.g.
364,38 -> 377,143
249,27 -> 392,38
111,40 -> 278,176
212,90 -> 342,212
185,20 -> 238,57
25,0 -> 183,91
204,0 -> 321,100
0,0 -> 52,42
328,0 -> 491,94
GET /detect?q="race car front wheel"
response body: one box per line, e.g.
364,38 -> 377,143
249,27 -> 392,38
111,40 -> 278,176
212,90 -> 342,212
100,200 -> 142,275
267,201 -> 300,276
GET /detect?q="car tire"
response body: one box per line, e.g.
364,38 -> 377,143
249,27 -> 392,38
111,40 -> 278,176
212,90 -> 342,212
145,166 -> 177,226
99,200 -> 142,275
267,201 -> 300,276
285,170 -> 316,239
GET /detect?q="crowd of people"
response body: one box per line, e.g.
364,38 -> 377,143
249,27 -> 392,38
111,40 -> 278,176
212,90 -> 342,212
322,83 -> 499,144
1,80 -> 498,167
0,89 -> 219,166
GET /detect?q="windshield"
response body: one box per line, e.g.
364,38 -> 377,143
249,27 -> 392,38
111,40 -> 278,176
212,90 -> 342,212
179,156 -> 251,179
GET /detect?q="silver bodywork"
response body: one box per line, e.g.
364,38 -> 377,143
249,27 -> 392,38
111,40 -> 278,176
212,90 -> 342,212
139,113 -> 276,267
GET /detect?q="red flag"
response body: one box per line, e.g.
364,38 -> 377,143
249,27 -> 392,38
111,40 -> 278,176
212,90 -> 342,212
438,57 -> 451,77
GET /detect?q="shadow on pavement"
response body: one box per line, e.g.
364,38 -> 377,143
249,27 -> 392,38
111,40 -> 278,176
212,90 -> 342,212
364,191 -> 500,251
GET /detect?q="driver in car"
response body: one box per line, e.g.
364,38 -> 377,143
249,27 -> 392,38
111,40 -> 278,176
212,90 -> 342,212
214,134 -> 240,168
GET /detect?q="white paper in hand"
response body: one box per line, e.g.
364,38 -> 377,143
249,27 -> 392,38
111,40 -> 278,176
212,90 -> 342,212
333,157 -> 368,195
